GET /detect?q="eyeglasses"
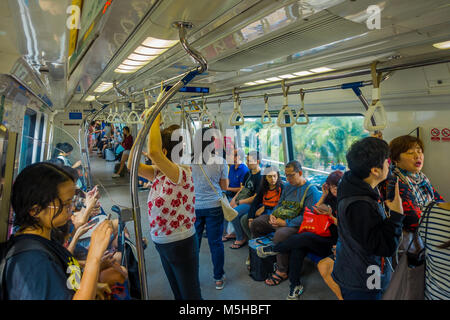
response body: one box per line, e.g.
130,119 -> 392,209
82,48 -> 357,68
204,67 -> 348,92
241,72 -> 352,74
285,173 -> 297,178
48,195 -> 79,213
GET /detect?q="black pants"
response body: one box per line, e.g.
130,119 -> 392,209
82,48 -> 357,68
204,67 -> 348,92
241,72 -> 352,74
274,232 -> 335,287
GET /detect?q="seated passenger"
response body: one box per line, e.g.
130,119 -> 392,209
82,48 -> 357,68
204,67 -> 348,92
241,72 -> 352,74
243,165 -> 284,240
127,112 -> 202,300
228,151 -> 262,249
112,126 -> 133,178
52,142 -> 82,169
222,148 -> 249,242
256,170 -> 343,300
250,160 -> 321,286
4,162 -> 113,300
332,137 -> 404,300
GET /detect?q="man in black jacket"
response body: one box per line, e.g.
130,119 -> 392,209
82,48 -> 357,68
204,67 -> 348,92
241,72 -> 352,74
332,137 -> 404,300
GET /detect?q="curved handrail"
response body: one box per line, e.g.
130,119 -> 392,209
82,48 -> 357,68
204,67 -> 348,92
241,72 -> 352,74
295,88 -> 309,125
229,89 -> 244,126
128,21 -> 208,300
277,80 -> 295,128
261,94 -> 272,124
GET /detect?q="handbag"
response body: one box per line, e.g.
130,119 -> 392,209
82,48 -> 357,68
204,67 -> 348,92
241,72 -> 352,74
382,202 -> 434,300
198,164 -> 238,222
272,184 -> 312,220
298,207 -> 334,237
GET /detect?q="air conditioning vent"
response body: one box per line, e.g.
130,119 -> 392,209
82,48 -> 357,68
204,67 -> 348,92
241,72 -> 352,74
212,11 -> 367,71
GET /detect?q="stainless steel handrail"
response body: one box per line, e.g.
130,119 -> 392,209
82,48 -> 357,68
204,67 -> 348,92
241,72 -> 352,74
128,21 -> 207,300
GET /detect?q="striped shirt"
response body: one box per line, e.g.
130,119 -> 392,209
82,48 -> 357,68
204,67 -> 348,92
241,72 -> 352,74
419,204 -> 450,300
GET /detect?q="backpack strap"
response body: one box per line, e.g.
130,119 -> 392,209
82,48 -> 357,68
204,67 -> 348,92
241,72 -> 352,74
1,238 -> 65,300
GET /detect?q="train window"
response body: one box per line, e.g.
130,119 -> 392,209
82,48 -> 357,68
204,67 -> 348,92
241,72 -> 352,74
236,117 -> 285,170
18,108 -> 37,172
290,114 -> 369,185
34,114 -> 47,162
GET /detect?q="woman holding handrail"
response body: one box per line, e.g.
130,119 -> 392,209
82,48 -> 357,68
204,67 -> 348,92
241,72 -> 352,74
127,112 -> 202,300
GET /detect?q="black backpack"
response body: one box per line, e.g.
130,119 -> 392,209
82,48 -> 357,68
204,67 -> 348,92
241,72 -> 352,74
0,237 -> 63,300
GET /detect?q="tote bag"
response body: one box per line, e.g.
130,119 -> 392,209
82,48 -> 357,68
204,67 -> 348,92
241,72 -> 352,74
198,164 -> 238,222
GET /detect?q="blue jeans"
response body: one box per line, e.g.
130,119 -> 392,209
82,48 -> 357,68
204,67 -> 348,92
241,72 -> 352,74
195,207 -> 225,281
231,203 -> 251,241
154,235 -> 202,300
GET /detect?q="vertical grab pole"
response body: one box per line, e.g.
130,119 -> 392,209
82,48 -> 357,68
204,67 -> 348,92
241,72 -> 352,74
129,21 -> 207,300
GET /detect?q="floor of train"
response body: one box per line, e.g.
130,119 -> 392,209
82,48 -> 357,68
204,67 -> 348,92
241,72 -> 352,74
89,155 -> 337,300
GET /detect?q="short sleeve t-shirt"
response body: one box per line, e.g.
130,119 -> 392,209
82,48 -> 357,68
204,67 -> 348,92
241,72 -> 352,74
147,165 -> 196,244
228,164 -> 250,188
191,160 -> 228,210
4,234 -> 81,300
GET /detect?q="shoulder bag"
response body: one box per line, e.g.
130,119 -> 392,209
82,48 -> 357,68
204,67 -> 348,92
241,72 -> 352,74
198,164 -> 238,222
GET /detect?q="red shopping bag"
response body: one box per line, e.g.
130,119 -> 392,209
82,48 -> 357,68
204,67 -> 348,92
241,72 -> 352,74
298,207 -> 334,237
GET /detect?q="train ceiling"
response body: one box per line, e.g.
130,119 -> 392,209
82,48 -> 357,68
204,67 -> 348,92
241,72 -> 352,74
0,0 -> 449,110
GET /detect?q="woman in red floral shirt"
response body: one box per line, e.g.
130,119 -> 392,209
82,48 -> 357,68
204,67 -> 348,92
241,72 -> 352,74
127,113 -> 201,300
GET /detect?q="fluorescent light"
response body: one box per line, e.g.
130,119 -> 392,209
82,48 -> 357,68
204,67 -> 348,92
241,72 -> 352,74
117,64 -> 142,71
266,77 -> 282,81
122,59 -> 150,66
128,53 -> 155,61
433,40 -> 450,49
254,79 -> 269,84
278,74 -> 296,79
134,46 -> 166,55
85,95 -> 95,101
142,37 -> 178,48
94,82 -> 113,93
310,67 -> 334,73
245,82 -> 257,86
114,68 -> 136,74
293,71 -> 313,77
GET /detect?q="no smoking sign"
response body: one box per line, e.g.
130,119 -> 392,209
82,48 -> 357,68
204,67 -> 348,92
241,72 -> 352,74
430,127 -> 450,142
442,128 -> 450,141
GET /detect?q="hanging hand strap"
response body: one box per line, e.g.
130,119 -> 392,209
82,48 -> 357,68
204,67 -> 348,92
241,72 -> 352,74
295,88 -> 309,125
261,94 -> 272,124
127,102 -> 141,124
229,88 -> 244,126
364,61 -> 387,132
277,80 -> 295,127
200,96 -> 213,126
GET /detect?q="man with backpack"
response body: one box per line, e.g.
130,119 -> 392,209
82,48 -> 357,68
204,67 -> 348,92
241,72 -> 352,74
332,137 -> 404,300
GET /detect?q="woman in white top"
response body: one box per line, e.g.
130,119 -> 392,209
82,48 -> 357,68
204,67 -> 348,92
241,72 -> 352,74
190,127 -> 229,290
128,113 -> 202,300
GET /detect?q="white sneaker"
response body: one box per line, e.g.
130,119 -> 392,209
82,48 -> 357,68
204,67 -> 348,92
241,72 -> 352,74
112,173 -> 120,178
215,275 -> 226,290
287,284 -> 304,300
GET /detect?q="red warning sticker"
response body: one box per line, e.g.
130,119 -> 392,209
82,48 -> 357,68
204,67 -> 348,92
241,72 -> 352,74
431,137 -> 441,142
431,128 -> 440,137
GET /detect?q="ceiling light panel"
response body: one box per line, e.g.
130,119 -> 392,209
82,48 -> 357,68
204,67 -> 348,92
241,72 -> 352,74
293,71 -> 313,76
94,82 -> 113,93
266,77 -> 282,81
433,40 -> 450,49
310,67 -> 334,73
142,37 -> 178,48
278,74 -> 296,79
127,53 -> 155,61
122,59 -> 150,66
85,95 -> 96,101
134,46 -> 166,55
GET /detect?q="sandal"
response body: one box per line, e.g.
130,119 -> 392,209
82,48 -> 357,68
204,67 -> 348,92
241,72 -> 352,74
222,234 -> 236,242
230,240 -> 247,249
265,271 -> 288,286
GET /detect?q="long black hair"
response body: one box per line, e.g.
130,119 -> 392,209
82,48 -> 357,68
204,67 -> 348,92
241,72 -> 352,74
11,162 -> 75,232
257,165 -> 283,196
51,142 -> 74,159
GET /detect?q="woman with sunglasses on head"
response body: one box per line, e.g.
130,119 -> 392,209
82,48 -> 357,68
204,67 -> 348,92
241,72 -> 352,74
3,162 -> 113,300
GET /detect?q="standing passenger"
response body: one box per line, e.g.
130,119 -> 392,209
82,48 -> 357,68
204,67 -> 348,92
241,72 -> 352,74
127,113 -> 202,300
112,126 -> 133,178
191,128 -> 229,290
332,137 -> 404,300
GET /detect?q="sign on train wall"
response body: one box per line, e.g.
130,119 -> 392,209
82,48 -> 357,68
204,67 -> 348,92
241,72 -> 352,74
430,127 -> 450,142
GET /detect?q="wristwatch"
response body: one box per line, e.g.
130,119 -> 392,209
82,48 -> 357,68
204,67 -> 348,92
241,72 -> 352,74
236,199 -> 240,206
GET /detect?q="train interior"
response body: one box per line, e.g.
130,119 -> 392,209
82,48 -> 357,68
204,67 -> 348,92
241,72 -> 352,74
0,0 -> 449,300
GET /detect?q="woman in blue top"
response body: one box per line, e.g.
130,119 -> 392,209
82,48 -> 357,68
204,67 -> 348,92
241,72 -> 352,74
191,128 -> 229,290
